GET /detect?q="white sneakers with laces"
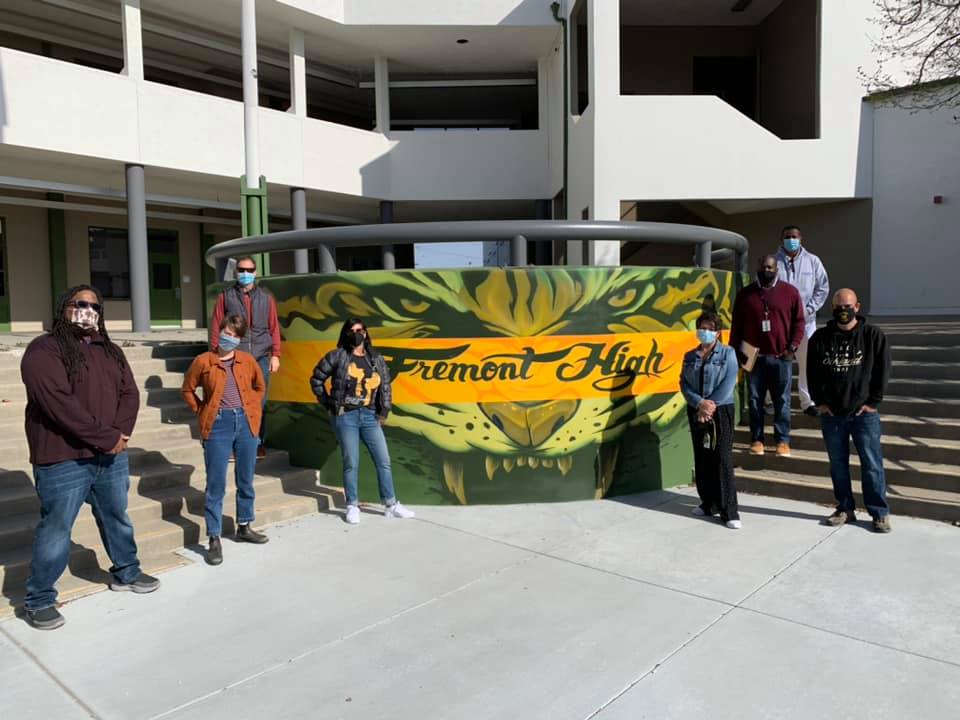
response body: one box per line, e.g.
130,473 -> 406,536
345,505 -> 361,524
384,502 -> 416,519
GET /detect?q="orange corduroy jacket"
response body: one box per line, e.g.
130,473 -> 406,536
180,350 -> 265,439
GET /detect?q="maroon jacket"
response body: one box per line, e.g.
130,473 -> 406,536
20,334 -> 139,465
729,279 -> 806,359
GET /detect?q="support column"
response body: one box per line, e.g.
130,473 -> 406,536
290,187 -> 309,273
374,56 -> 391,133
695,241 -> 712,269
241,0 -> 269,273
511,235 -> 528,267
125,164 -> 151,332
380,201 -> 395,270
120,0 -> 144,81
288,29 -> 307,118
46,193 -> 67,309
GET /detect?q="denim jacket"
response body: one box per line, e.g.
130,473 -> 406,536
679,343 -> 738,409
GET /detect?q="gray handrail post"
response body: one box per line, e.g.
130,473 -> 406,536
735,250 -> 749,274
695,240 -> 712,269
318,244 -> 337,273
511,235 -> 528,267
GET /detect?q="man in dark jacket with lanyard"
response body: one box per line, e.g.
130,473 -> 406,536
20,286 -> 160,630
729,255 -> 806,458
210,256 -> 281,457
808,288 -> 893,533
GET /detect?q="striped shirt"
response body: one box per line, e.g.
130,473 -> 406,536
220,357 -> 243,409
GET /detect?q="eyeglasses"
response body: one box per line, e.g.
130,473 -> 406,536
236,267 -> 256,273
68,300 -> 103,313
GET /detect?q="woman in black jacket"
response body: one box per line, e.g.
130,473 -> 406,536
310,318 -> 415,524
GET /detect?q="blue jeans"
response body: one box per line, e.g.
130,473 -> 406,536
25,454 -> 140,611
331,407 -> 397,507
747,355 -> 792,443
203,408 -> 258,537
821,411 -> 889,518
257,355 -> 271,446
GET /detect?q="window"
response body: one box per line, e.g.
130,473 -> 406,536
570,0 -> 589,115
89,227 -> 130,299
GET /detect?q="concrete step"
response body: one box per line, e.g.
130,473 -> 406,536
0,465 -> 320,552
891,345 -> 960,363
787,394 -> 960,419
883,331 -> 960,347
0,387 -> 189,417
735,426 -> 960,465
735,444 -> 960,494
0,418 -> 200,456
736,469 -> 960,525
887,378 -> 960,398
0,474 -> 341,596
0,371 -> 188,403
788,410 -> 960,440
890,361 -> 960,380
0,396 -> 197,432
0,549 -> 191,618
0,443 -> 289,485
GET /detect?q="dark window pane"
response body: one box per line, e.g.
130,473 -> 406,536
152,263 -> 173,290
88,226 -> 130,299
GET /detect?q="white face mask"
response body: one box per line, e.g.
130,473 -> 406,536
70,306 -> 100,330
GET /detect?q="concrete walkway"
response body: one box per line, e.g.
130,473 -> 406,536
1,488 -> 958,720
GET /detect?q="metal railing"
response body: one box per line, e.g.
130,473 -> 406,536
205,220 -> 749,276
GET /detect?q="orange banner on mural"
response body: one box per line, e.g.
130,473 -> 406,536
271,332 -> 691,405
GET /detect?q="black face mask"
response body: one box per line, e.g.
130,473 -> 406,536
347,331 -> 365,349
833,306 -> 856,325
757,270 -> 776,287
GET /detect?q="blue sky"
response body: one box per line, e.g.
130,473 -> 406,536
413,242 -> 485,269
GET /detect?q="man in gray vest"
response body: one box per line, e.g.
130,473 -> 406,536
210,256 -> 281,457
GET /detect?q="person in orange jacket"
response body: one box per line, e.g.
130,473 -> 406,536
182,314 -> 269,565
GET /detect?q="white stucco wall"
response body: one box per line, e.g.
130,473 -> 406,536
869,95 -> 960,315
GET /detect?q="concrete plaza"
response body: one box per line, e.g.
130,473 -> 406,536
1,487 -> 958,720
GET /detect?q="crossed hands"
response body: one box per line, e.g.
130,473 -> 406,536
696,399 -> 716,424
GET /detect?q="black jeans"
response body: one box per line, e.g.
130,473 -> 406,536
687,404 -> 739,521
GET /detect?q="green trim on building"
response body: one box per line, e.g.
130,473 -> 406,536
0,216 -> 10,332
240,175 -> 270,276
47,192 -> 67,309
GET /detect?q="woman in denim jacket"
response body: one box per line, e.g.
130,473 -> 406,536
679,311 -> 742,529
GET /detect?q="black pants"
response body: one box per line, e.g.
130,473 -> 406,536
687,404 -> 739,521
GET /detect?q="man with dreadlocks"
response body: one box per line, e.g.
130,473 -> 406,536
19,285 -> 160,630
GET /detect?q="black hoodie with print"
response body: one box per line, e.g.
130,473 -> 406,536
807,316 -> 891,416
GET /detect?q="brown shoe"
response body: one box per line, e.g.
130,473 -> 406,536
749,441 -> 765,455
824,510 -> 856,526
775,442 -> 791,458
872,516 -> 892,533
256,446 -> 267,459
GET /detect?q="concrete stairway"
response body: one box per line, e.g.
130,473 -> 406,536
735,320 -> 960,524
0,340 -> 341,617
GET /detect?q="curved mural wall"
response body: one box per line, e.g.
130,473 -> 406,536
254,266 -> 740,505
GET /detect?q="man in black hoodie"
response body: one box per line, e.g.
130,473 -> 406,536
807,289 -> 892,532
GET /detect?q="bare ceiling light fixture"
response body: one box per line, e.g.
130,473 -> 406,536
731,0 -> 754,11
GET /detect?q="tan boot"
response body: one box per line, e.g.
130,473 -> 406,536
749,441 -> 765,455
776,442 -> 792,458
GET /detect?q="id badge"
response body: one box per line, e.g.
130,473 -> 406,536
761,319 -> 771,333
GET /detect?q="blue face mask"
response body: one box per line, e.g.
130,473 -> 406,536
783,238 -> 801,253
696,329 -> 718,346
219,333 -> 241,352
237,271 -> 256,286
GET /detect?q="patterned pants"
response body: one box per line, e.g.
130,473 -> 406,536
687,404 -> 739,522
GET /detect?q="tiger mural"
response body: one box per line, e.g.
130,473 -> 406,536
254,266 -> 740,505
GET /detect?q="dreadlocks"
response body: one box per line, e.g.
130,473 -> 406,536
51,285 -> 127,383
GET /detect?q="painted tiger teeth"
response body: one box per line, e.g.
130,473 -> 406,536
485,456 -> 499,481
557,455 -> 573,476
443,458 -> 466,504
541,458 -> 554,468
502,457 -> 515,472
517,456 -> 527,467
528,456 -> 540,469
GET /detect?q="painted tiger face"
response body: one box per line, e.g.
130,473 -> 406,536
272,266 -> 737,504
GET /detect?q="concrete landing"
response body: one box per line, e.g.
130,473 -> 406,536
1,489 -> 958,720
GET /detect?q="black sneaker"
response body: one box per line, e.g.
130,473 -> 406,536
109,572 -> 161,594
207,536 -> 223,565
25,606 -> 65,631
236,524 -> 269,544
803,406 -> 820,417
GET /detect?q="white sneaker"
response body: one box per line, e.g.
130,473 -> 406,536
345,505 -> 360,524
691,507 -> 707,517
384,502 -> 415,519
726,519 -> 742,530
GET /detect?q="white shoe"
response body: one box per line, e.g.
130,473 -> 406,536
384,502 -> 415,519
345,505 -> 360,524
726,519 -> 742,530
691,507 -> 707,516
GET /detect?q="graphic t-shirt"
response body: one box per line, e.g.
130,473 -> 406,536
344,355 -> 381,410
